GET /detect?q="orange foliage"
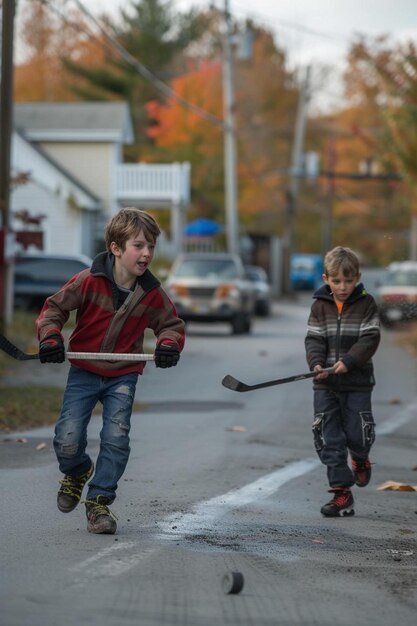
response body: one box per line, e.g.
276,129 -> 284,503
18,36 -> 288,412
15,35 -> 112,102
14,1 -> 111,102
146,61 -> 223,150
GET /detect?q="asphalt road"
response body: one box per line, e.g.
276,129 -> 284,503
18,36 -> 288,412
1,294 -> 417,626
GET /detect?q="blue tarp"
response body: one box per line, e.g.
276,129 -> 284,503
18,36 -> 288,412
184,218 -> 222,237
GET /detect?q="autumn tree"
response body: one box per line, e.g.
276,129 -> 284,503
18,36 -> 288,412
15,0 -> 111,102
343,36 -> 417,182
147,23 -> 300,236
298,36 -> 417,264
338,36 -> 417,262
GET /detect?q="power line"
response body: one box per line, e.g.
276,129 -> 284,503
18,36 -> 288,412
232,0 -> 347,42
70,0 -> 225,129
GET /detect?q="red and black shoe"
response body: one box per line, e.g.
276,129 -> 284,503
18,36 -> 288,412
352,458 -> 372,487
320,488 -> 354,517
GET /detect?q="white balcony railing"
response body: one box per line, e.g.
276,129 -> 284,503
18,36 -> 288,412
116,162 -> 190,207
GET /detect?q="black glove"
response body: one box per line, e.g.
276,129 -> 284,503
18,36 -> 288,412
39,332 -> 65,363
154,343 -> 180,368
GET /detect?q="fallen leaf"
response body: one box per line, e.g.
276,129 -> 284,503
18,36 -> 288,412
36,442 -> 47,450
226,425 -> 247,432
388,398 -> 402,405
377,481 -> 417,492
16,438 -> 28,443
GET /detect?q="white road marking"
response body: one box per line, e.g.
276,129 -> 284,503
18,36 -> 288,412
70,541 -> 137,572
69,459 -> 321,581
69,398 -> 417,579
377,399 -> 417,435
158,458 -> 320,538
69,542 -> 156,584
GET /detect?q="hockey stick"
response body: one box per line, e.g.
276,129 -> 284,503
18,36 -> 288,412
221,367 -> 335,393
0,333 -> 154,362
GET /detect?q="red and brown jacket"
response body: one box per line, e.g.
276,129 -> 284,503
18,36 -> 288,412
36,252 -> 185,377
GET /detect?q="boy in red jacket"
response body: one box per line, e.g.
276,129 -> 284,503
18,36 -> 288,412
37,208 -> 185,534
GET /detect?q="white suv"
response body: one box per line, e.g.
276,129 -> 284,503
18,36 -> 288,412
165,253 -> 255,334
376,261 -> 417,326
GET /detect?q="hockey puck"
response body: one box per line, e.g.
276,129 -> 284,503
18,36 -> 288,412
222,571 -> 244,594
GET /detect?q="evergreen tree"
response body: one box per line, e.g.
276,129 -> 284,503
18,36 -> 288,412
63,0 -> 206,159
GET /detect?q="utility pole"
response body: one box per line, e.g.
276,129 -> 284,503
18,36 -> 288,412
0,0 -> 16,330
282,65 -> 311,294
322,134 -> 336,254
222,0 -> 239,255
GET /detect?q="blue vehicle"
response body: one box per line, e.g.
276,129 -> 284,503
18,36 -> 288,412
290,254 -> 324,291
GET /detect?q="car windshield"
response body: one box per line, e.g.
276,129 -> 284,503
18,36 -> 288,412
15,258 -> 90,281
292,260 -> 315,271
174,259 -> 239,279
246,267 -> 267,282
382,271 -> 417,287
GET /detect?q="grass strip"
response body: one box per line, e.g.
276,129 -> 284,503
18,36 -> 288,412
0,386 -> 64,432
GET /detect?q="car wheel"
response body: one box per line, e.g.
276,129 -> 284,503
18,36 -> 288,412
257,302 -> 270,317
231,313 -> 252,335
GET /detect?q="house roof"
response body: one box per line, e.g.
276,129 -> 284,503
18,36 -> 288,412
12,130 -> 101,211
14,101 -> 134,144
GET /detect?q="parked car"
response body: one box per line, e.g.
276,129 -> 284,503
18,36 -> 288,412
244,265 -> 272,317
290,254 -> 324,290
376,261 -> 417,326
165,252 -> 255,334
14,253 -> 93,309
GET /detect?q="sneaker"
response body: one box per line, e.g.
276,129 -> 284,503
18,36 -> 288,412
320,488 -> 355,517
352,458 -> 372,487
57,462 -> 94,513
85,496 -> 117,534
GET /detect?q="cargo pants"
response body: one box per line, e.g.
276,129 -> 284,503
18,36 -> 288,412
312,389 -> 375,488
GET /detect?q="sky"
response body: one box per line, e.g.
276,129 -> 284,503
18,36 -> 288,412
16,0 -> 417,112
79,0 -> 417,65
76,0 -> 417,111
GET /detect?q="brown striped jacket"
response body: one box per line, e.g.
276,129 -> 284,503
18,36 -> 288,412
305,283 -> 380,391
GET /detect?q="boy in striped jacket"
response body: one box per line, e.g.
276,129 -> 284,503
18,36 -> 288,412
37,208 -> 185,534
305,246 -> 380,517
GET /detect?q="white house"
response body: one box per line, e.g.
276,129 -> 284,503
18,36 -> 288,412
11,102 -> 191,257
11,130 -> 101,256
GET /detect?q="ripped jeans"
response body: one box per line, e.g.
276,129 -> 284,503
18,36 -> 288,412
312,389 -> 375,488
53,366 -> 139,503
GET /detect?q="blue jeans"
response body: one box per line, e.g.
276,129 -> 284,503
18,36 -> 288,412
312,389 -> 375,488
53,366 -> 139,503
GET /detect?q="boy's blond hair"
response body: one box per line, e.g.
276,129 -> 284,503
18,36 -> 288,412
105,207 -> 161,251
324,246 -> 360,278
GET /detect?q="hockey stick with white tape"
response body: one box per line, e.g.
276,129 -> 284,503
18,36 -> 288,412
221,367 -> 335,393
0,333 -> 154,361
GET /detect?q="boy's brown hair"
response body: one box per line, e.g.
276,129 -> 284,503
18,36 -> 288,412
105,207 -> 161,251
324,246 -> 360,278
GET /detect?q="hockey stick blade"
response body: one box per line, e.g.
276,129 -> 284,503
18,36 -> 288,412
0,333 -> 39,360
222,367 -> 335,393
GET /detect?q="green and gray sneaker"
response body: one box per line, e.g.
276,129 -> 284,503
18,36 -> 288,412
57,463 -> 94,513
85,496 -> 117,535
